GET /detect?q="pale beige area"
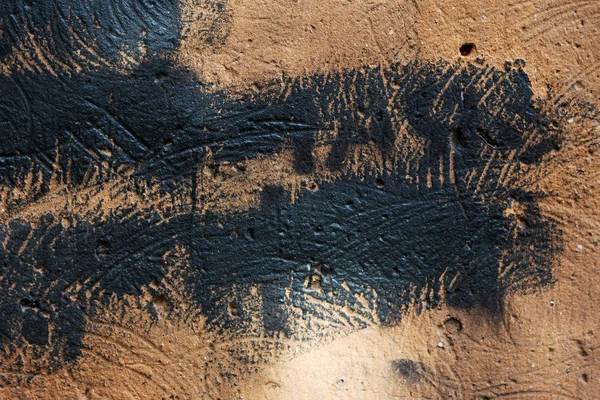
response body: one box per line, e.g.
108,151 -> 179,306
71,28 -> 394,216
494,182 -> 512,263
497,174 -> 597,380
3,264 -> 597,399
246,283 -> 599,399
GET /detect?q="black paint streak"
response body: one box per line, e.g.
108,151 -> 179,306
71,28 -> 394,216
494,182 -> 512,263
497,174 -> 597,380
0,1 -> 567,374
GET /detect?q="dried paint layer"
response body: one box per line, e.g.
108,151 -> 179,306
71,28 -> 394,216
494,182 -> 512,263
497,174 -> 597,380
0,56 -> 567,373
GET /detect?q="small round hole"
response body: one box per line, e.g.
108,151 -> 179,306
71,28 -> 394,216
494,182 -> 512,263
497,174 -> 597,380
459,43 -> 476,57
228,301 -> 239,318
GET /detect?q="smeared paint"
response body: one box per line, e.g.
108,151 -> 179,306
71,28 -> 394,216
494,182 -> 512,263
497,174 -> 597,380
0,0 -> 568,375
0,57 -> 563,372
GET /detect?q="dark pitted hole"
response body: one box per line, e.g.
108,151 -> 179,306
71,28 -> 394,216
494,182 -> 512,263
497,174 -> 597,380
460,43 -> 476,57
153,294 -> 169,314
450,127 -> 466,149
376,178 -> 385,188
228,301 -> 240,318
20,298 -> 41,311
154,71 -> 169,84
444,317 -> 463,334
95,239 -> 110,259
20,298 -> 32,307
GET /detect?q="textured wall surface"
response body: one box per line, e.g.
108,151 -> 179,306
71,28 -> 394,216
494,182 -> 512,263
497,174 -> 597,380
0,1 -> 599,398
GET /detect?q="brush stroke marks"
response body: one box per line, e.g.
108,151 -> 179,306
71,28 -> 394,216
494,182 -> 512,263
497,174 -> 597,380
0,0 -> 230,74
0,0 -> 567,378
0,53 -> 565,375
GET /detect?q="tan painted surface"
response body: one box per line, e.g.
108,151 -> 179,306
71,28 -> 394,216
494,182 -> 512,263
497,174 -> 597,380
1,1 -> 599,399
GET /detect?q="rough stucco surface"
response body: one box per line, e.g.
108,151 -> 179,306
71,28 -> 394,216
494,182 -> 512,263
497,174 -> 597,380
0,0 -> 599,399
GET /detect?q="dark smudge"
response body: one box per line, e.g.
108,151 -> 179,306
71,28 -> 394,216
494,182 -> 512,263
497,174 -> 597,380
392,359 -> 425,383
